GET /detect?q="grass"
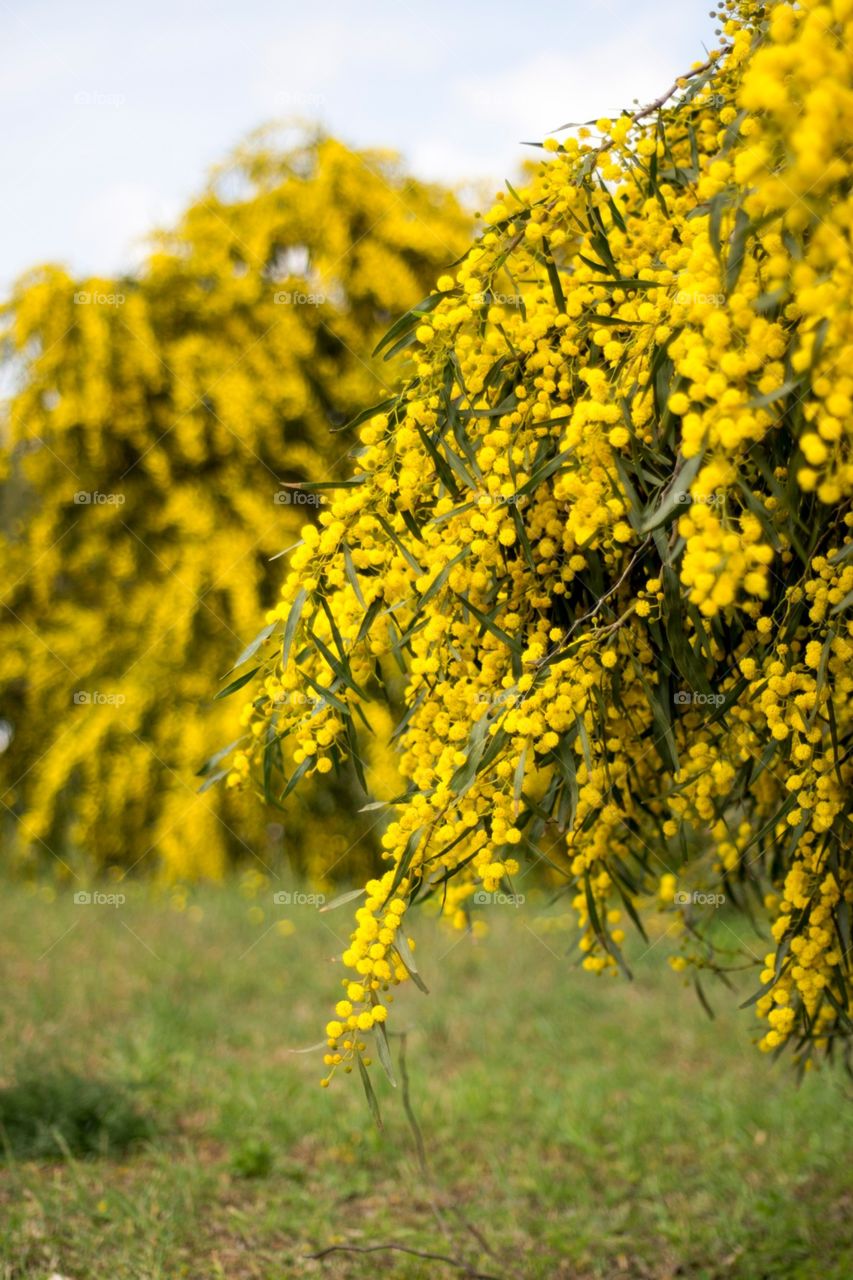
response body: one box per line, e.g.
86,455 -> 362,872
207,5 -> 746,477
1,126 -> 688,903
0,1074 -> 151,1161
0,878 -> 850,1279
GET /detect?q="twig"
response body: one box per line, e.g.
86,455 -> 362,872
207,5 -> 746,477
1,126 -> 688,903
307,1242 -> 503,1278
629,52 -> 719,126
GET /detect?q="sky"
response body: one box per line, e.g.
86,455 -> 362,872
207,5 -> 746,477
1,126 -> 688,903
1,0 -> 719,292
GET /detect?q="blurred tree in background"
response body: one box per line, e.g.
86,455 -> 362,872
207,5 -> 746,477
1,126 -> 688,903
0,127 -> 469,882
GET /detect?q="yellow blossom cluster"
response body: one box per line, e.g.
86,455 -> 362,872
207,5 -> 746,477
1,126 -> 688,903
225,1 -> 853,1089
0,131 -> 468,881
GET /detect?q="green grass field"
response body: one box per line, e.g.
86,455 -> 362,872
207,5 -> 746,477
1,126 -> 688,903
0,879 -> 850,1279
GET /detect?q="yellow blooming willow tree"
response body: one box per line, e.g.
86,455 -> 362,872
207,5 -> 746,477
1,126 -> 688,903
225,0 -> 853,1089
0,130 -> 468,880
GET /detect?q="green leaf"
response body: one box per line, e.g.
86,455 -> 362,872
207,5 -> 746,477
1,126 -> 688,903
639,451 -> 704,533
283,587 -> 309,670
612,455 -> 644,532
197,767 -> 229,793
301,672 -> 348,714
375,514 -> 423,576
395,931 -> 429,994
417,546 -> 471,609
745,378 -> 801,409
513,745 -> 528,814
453,592 -> 523,656
356,1053 -> 383,1129
694,975 -> 715,1020
214,666 -> 260,701
337,396 -> 398,435
372,291 -> 448,358
307,628 -> 367,700
516,447 -> 575,498
355,596 -> 384,647
385,825 -> 425,902
344,716 -> 368,794
342,543 -> 366,608
543,243 -> 566,313
448,713 -> 491,796
551,736 -> 578,832
583,869 -> 603,938
280,755 -> 312,800
320,887 -> 366,913
725,207 -> 751,293
663,565 -> 710,693
285,476 -> 364,491
374,1021 -> 397,1087
612,879 -> 649,943
740,938 -> 791,1009
196,737 -> 245,777
637,671 -> 679,774
708,191 -> 726,261
227,622 -> 277,674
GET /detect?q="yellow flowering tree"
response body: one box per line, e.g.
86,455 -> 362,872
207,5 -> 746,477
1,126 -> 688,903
0,129 -> 468,881
224,0 -> 853,1091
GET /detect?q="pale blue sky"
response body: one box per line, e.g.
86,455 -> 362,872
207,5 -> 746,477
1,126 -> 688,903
2,0 -> 717,291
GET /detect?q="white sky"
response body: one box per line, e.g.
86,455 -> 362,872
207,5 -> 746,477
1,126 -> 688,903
2,0 -> 718,291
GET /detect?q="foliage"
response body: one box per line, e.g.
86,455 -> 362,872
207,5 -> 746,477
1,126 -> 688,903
0,1071 -> 152,1160
224,0 -> 853,1088
0,129 -> 469,881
